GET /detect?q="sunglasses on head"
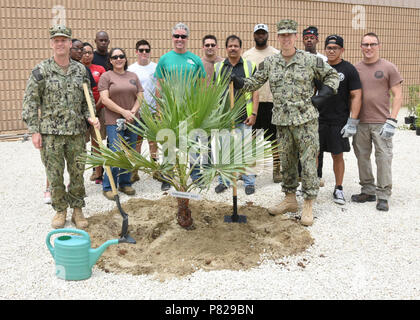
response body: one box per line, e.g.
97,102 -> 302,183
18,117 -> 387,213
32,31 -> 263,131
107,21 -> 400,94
110,54 -> 126,60
137,48 -> 150,53
204,43 -> 216,48
173,34 -> 188,39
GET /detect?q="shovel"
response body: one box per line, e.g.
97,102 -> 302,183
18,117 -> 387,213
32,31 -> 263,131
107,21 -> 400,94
83,83 -> 136,244
224,81 -> 247,223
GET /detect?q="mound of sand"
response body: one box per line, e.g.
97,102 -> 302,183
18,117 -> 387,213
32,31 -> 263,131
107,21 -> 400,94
87,196 -> 313,281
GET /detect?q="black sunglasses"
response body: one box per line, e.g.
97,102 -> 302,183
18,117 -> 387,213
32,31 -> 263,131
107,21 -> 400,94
137,48 -> 150,53
110,54 -> 126,60
204,43 -> 216,48
173,34 -> 188,39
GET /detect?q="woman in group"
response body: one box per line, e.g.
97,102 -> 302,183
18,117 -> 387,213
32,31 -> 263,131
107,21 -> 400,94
98,48 -> 144,200
81,42 -> 106,184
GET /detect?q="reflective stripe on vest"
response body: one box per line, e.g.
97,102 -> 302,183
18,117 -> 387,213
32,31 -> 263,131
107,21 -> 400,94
214,59 -> 256,116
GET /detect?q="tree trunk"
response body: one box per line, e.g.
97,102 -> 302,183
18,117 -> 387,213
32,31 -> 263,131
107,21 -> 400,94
176,198 -> 193,229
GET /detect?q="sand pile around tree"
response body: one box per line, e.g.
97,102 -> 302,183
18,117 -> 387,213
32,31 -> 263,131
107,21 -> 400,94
86,196 -> 313,281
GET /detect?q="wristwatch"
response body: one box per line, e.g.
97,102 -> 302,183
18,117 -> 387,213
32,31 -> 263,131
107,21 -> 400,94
251,113 -> 257,117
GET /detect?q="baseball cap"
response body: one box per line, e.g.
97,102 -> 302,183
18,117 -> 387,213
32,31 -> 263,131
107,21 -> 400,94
303,26 -> 318,38
254,23 -> 269,33
49,25 -> 72,39
325,34 -> 344,48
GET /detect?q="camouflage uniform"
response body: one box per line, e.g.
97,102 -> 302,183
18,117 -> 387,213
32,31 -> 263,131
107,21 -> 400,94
22,50 -> 95,212
242,20 -> 339,199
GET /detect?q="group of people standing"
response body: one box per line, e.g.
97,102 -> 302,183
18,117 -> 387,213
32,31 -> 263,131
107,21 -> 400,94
22,19 -> 402,229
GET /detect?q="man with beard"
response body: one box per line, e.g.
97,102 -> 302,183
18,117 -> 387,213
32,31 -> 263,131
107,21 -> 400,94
243,24 -> 281,183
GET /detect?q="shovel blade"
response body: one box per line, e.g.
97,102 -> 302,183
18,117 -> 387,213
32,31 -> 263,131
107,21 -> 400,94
224,214 -> 247,223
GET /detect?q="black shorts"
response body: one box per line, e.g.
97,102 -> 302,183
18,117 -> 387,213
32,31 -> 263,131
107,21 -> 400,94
252,102 -> 277,142
318,122 -> 350,154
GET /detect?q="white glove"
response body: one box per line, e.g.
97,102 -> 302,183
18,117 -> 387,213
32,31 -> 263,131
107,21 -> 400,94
379,118 -> 397,140
341,118 -> 360,138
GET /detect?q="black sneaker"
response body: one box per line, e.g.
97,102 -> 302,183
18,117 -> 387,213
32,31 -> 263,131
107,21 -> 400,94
215,183 -> 228,194
376,199 -> 389,211
161,181 -> 171,191
245,185 -> 255,195
351,193 -> 376,203
333,187 -> 345,205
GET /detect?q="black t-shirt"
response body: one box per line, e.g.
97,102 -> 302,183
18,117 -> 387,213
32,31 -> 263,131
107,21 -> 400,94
93,51 -> 110,70
318,59 -> 362,125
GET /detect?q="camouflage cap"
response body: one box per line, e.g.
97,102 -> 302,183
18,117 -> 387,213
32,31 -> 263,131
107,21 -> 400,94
277,19 -> 298,34
49,25 -> 72,39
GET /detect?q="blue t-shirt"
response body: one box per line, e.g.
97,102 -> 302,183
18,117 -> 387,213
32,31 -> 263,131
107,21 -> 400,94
154,50 -> 206,80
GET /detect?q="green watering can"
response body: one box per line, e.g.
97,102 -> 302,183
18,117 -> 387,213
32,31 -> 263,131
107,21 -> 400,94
46,228 -> 120,281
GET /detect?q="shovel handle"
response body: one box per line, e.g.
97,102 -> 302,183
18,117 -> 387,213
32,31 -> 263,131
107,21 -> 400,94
82,83 -> 118,196
229,82 -> 237,196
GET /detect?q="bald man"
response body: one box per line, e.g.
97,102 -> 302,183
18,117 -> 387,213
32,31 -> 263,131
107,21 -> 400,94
93,31 -> 110,70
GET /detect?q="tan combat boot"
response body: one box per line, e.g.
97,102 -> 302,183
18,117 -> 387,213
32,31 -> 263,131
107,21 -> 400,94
52,210 -> 67,229
71,208 -> 88,229
268,193 -> 298,216
130,170 -> 140,183
300,199 -> 314,226
273,162 -> 282,183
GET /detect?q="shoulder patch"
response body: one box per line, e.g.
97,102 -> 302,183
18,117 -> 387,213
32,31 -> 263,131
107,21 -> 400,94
32,67 -> 43,81
316,57 -> 324,68
258,61 -> 265,71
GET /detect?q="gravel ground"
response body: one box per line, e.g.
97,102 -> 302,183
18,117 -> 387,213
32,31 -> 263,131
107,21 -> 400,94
0,113 -> 419,300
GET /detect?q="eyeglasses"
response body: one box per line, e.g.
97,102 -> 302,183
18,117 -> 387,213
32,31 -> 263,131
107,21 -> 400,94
361,43 -> 379,48
204,43 -> 216,48
82,51 -> 93,55
71,47 -> 83,52
173,34 -> 188,39
137,48 -> 150,53
326,46 -> 341,52
110,54 -> 126,60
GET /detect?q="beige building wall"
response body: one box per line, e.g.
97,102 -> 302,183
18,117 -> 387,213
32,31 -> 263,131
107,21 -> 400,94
1,0 -> 419,133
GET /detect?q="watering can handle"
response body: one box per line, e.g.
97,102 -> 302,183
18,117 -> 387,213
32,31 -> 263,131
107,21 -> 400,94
46,228 -> 90,256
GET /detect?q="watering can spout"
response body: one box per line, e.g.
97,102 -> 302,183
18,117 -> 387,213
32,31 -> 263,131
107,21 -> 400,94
89,239 -> 119,268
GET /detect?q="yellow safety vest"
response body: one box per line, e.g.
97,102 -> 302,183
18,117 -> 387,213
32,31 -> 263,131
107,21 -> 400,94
214,59 -> 256,116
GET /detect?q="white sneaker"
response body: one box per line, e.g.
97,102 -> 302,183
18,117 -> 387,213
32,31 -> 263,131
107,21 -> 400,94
44,189 -> 52,204
333,188 -> 345,205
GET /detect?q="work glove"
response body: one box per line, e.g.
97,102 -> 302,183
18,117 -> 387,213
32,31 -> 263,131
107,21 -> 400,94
230,73 -> 244,90
311,85 -> 335,109
379,118 -> 397,140
341,118 -> 360,138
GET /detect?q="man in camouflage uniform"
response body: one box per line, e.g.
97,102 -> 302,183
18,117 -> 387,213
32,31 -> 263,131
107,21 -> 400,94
22,25 -> 100,229
231,19 -> 339,226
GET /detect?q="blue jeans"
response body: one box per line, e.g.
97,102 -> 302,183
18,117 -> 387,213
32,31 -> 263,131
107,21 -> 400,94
217,123 -> 256,187
102,124 -> 138,191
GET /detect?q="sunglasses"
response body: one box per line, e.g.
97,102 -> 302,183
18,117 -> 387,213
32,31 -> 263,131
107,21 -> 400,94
173,34 -> 188,39
204,43 -> 216,48
137,48 -> 150,53
361,43 -> 379,48
325,46 -> 341,52
110,54 -> 126,60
